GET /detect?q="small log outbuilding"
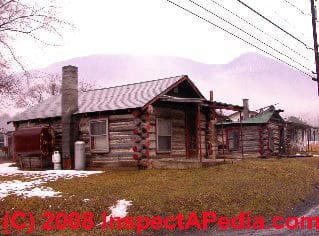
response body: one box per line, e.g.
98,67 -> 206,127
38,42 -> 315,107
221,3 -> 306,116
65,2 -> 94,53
216,105 -> 286,158
285,116 -> 313,154
10,65 -> 242,169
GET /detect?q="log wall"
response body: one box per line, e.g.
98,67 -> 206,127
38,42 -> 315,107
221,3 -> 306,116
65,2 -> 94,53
151,105 -> 210,160
15,104 -> 214,167
215,125 -> 261,158
78,113 -> 136,164
151,106 -> 187,159
216,121 -> 286,158
284,125 -> 310,154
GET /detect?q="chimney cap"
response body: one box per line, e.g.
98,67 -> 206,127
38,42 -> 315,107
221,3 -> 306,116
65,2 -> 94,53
62,65 -> 78,70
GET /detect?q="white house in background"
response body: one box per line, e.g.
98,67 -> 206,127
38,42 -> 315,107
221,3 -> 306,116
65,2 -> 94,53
228,99 -> 258,121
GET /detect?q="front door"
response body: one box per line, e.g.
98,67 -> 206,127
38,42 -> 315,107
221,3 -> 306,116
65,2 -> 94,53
185,109 -> 198,158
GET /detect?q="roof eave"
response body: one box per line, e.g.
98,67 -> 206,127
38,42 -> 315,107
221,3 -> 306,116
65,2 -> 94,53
142,75 -> 198,110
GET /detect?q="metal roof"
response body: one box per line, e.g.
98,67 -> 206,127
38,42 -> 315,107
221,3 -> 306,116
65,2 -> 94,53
204,101 -> 243,111
241,110 -> 274,124
11,75 -> 187,122
217,110 -> 280,126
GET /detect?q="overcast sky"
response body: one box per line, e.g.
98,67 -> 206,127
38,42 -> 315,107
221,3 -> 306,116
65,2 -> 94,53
15,0 -> 315,72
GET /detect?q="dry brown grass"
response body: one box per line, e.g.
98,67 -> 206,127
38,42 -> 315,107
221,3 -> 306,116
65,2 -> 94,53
1,157 -> 319,235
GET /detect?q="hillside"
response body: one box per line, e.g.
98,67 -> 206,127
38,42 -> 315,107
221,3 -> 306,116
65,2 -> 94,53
31,52 -> 319,125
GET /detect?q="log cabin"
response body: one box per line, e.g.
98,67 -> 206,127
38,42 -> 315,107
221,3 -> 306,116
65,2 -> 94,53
10,65 -> 243,169
285,116 -> 313,154
216,100 -> 286,158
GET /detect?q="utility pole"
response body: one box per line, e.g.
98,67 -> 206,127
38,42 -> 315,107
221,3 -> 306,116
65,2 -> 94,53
310,0 -> 319,95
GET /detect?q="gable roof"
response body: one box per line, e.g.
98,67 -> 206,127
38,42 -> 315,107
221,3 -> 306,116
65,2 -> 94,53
12,75 -> 203,122
241,110 -> 276,124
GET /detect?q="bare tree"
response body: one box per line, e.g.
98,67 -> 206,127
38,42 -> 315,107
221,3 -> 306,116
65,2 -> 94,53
0,0 -> 72,93
14,72 -> 97,108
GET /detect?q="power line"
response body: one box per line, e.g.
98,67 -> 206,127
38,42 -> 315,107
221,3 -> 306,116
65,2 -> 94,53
188,0 -> 312,72
273,10 -> 309,39
310,0 -> 319,95
165,0 -> 312,78
236,0 -> 313,49
281,0 -> 311,16
208,0 -> 311,63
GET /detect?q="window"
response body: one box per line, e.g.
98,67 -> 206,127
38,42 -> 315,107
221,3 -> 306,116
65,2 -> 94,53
90,119 -> 109,152
157,119 -> 172,152
227,129 -> 240,151
0,134 -> 4,149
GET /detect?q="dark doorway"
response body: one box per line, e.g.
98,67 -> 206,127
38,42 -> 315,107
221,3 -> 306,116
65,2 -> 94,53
185,109 -> 198,158
279,127 -> 285,154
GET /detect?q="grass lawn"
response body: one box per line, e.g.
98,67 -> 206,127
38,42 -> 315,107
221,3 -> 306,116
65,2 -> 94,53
1,157 -> 319,235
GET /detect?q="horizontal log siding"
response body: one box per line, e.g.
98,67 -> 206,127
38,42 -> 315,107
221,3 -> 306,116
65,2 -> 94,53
79,114 -> 136,163
216,125 -> 263,157
153,106 -> 186,159
241,126 -> 260,153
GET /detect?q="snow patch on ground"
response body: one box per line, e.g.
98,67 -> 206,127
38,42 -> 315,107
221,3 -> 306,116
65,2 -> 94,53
104,199 -> 133,222
0,163 -> 103,199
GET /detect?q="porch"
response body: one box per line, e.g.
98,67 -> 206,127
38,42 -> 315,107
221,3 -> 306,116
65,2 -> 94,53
153,94 -> 243,162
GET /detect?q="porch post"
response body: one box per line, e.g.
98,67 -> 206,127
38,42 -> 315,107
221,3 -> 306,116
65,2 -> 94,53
307,128 -> 310,152
220,109 -> 225,159
240,111 -> 244,159
197,105 -> 202,162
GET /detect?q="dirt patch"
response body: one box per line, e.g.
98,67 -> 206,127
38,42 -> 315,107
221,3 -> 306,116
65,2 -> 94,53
290,183 -> 319,217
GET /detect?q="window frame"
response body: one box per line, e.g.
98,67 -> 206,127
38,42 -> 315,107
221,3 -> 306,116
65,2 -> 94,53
89,118 -> 109,153
0,134 -> 4,149
156,118 -> 172,153
226,128 -> 240,151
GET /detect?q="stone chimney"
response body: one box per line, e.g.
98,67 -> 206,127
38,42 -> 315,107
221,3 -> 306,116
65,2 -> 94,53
209,90 -> 214,101
243,98 -> 249,120
61,65 -> 78,169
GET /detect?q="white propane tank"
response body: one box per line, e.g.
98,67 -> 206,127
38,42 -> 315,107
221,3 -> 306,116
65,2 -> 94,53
52,151 -> 61,170
75,141 -> 85,170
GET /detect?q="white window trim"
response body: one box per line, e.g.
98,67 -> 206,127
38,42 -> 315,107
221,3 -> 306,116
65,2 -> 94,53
89,118 -> 109,153
156,118 -> 172,153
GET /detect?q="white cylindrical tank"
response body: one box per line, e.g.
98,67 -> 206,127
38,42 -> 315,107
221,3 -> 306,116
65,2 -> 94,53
52,151 -> 61,170
74,141 -> 85,170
